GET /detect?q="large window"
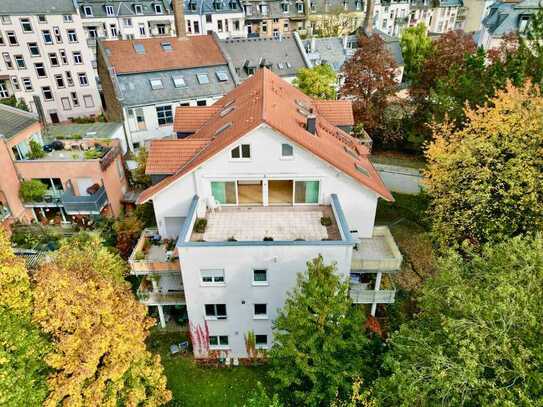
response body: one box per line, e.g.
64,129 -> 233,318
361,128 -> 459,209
211,181 -> 236,205
201,269 -> 225,285
205,304 -> 227,319
231,144 -> 250,159
294,181 -> 319,204
156,105 -> 173,125
209,335 -> 229,348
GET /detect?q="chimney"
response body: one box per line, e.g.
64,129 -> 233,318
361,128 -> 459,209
173,0 -> 187,39
306,114 -> 316,135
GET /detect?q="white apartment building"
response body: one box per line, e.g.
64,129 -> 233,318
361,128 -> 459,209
406,0 -> 462,33
0,1 -> 101,123
129,69 -> 402,359
184,0 -> 245,38
374,0 -> 411,37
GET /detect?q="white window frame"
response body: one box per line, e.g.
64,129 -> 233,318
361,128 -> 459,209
281,143 -> 294,159
255,334 -> 268,349
22,77 -> 32,92
204,304 -> 227,320
73,51 -> 82,64
83,95 -> 94,108
209,335 -> 229,349
252,269 -> 268,286
200,269 -> 225,286
253,303 -> 268,319
105,5 -> 115,16
83,6 -> 93,17
135,4 -> 144,15
78,72 -> 89,86
230,143 -> 251,160
154,3 -> 164,14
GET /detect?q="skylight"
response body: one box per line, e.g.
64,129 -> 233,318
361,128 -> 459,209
214,122 -> 232,136
344,146 -> 359,159
150,78 -> 163,90
355,163 -> 369,177
161,41 -> 172,51
216,71 -> 228,82
219,106 -> 235,117
197,73 -> 209,84
173,76 -> 186,87
133,43 -> 145,54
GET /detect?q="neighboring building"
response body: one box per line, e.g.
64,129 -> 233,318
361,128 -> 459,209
128,68 -> 402,358
302,32 -> 405,83
373,0 -> 411,36
184,0 -> 246,38
46,121 -> 128,153
98,34 -> 236,149
406,0 -> 462,34
0,104 -> 128,227
218,32 -> 310,82
479,0 -> 539,50
457,0 -> 493,32
305,0 -> 365,36
0,0 -> 101,123
242,0 -> 308,37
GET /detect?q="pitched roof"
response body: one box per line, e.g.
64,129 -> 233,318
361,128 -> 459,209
2,0 -> 75,15
146,139 -> 209,174
102,35 -> 226,74
0,104 -> 39,139
314,100 -> 354,127
137,68 -> 393,204
173,106 -> 221,133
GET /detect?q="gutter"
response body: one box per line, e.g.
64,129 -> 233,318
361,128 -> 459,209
294,31 -> 312,68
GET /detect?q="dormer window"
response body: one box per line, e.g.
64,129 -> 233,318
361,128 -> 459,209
197,73 -> 209,84
105,5 -> 115,16
231,144 -> 251,159
150,78 -> 163,89
173,76 -> 185,87
153,3 -> 164,14
189,1 -> 197,11
134,4 -> 144,14
216,71 -> 228,82
83,6 -> 94,16
281,2 -> 289,12
519,15 -> 530,33
297,2 -> 304,13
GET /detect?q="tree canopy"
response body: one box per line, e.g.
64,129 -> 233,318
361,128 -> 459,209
268,256 -> 372,406
424,81 -> 543,251
294,64 -> 337,100
33,236 -> 171,406
375,234 -> 543,406
400,23 -> 433,81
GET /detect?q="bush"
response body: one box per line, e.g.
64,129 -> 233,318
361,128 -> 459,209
193,218 -> 207,233
84,150 -> 103,159
134,202 -> 156,227
27,140 -> 45,160
19,180 -> 48,202
320,216 -> 332,226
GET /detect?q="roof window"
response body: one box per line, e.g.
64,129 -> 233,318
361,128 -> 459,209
150,78 -> 163,89
133,43 -> 145,54
197,73 -> 209,84
219,106 -> 235,117
161,41 -> 173,51
216,71 -> 229,82
173,76 -> 186,87
286,62 -> 292,68
214,122 -> 232,136
355,163 -> 369,177
344,146 -> 359,159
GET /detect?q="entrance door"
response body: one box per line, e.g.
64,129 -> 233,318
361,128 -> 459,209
76,177 -> 94,196
49,112 -> 60,123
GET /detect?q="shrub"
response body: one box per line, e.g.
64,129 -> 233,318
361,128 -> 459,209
19,180 -> 48,202
27,140 -> 45,160
84,150 -> 103,159
320,216 -> 332,226
193,218 -> 207,233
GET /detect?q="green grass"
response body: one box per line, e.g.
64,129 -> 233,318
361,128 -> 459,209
148,332 -> 271,407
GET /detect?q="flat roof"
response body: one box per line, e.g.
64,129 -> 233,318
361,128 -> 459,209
45,122 -> 122,141
0,104 -> 39,140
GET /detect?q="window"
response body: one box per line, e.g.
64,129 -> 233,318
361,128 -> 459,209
42,86 -> 53,101
67,29 -> 77,43
7,32 -> 18,46
255,334 -> 268,348
216,71 -> 228,82
211,181 -> 236,204
294,181 -> 319,204
61,97 -> 71,110
0,81 -> 9,98
205,304 -> 227,319
254,304 -> 268,319
53,27 -> 62,42
72,51 -> 82,64
14,55 -> 25,69
123,18 -> 132,27
55,74 -> 65,88
0,32 -> 4,46
201,269 -> 225,285
231,144 -> 250,159
105,5 -> 115,16
150,78 -> 163,89
59,49 -> 68,64
66,71 -> 74,86
11,77 -> 19,91
110,24 -> 118,37
297,2 -> 304,12
194,21 -> 200,33
154,3 -> 164,13
281,143 -> 293,158
156,105 -> 173,125
209,335 -> 229,348
22,77 -> 32,91
197,100 -> 207,106
134,4 -> 144,14
70,92 -> 79,106
83,95 -> 94,108
281,3 -> 289,12
78,72 -> 88,86
28,42 -> 40,56
161,41 -> 172,51
83,6 -> 93,16
234,20 -> 240,30
2,53 -> 12,69
20,18 -> 32,33
42,30 -> 53,44
196,72 -> 209,84
38,15 -> 47,23
34,62 -> 46,78
206,14 -> 212,23
49,52 -> 59,66
217,20 -> 223,32
138,23 -> 146,35
1,16 -> 12,24
63,15 -> 73,23
173,76 -> 185,87
253,269 -> 268,285
157,24 -> 166,35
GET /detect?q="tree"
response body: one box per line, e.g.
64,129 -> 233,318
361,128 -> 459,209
268,256 -> 372,406
244,382 -> 283,407
424,81 -> 543,251
132,146 -> 152,188
293,64 -> 337,100
341,34 -> 399,145
375,234 -> 543,406
400,23 -> 433,81
19,179 -> 48,202
33,237 -> 171,406
309,6 -> 362,37
0,229 -> 50,406
27,139 -> 46,159
113,215 -> 143,259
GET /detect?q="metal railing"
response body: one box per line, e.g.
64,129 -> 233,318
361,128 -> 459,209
61,186 -> 108,214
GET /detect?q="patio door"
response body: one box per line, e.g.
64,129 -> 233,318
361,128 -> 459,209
211,181 -> 237,204
268,180 -> 293,205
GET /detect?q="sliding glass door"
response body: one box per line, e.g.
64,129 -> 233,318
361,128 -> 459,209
294,181 -> 319,204
211,181 -> 237,204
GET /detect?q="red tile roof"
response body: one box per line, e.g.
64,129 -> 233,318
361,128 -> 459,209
146,139 -> 209,175
314,100 -> 355,126
102,35 -> 226,74
173,106 -> 221,133
138,69 -> 393,204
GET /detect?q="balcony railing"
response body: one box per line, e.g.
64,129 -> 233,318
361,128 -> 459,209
137,277 -> 185,305
61,186 -> 108,215
129,228 -> 181,275
350,285 -> 396,304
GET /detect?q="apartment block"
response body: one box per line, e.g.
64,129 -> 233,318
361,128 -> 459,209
0,1 -> 101,123
374,0 -> 411,36
406,0 -> 462,34
0,104 -> 128,227
128,69 -> 402,358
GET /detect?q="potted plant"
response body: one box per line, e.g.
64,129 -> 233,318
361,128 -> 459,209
193,218 -> 207,233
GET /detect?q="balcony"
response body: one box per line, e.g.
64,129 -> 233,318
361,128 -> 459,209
22,189 -> 63,207
351,226 -> 402,272
0,205 -> 11,221
129,228 -> 181,275
61,186 -> 108,215
350,274 -> 396,304
137,276 -> 185,305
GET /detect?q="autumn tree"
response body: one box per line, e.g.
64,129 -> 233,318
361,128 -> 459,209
400,23 -> 433,81
309,6 -> 362,37
294,64 -> 337,99
132,146 -> 152,188
0,229 -> 50,406
113,215 -> 143,258
424,81 -> 543,251
33,236 -> 171,406
341,34 -> 400,145
375,234 -> 543,406
268,256 -> 373,406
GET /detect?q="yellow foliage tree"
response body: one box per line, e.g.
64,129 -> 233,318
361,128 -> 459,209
33,236 -> 171,406
425,81 -> 543,250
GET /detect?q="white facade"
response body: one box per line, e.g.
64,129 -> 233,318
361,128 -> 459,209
374,0 -> 411,37
185,13 -> 246,38
0,13 -> 101,123
407,3 -> 460,34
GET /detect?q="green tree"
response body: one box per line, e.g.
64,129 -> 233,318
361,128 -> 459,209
27,139 -> 46,159
268,256 -> 371,406
33,236 -> 171,406
375,234 -> 543,406
293,64 -> 337,100
0,229 -> 50,406
400,23 -> 433,81
245,382 -> 283,407
424,81 -> 543,251
132,146 -> 152,188
19,179 -> 48,202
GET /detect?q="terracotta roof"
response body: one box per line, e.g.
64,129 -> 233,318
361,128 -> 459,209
138,69 -> 393,204
146,139 -> 209,174
102,35 -> 226,74
314,100 -> 355,126
173,106 -> 221,133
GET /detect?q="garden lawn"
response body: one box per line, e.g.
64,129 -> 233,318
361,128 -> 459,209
147,332 -> 271,407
